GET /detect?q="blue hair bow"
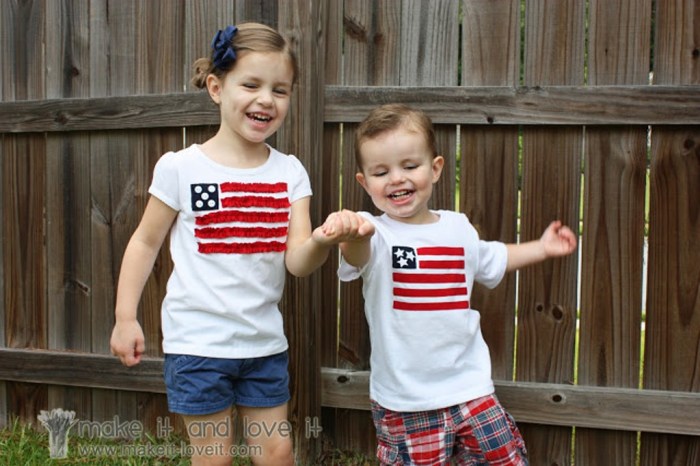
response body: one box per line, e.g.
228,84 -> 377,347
211,25 -> 238,70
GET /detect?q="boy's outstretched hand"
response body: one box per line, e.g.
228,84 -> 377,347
313,209 -> 375,245
541,220 -> 578,257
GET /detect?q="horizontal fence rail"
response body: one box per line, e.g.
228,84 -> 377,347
1,86 -> 699,133
320,368 -> 700,437
0,348 -> 698,437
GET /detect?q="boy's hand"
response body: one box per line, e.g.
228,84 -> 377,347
541,220 -> 577,258
110,320 -> 145,367
313,209 -> 375,245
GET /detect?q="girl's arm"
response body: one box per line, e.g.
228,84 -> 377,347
285,201 -> 374,277
110,196 -> 177,366
284,197 -> 330,277
506,220 -> 577,272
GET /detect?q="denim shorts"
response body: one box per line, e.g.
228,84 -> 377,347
163,351 -> 290,415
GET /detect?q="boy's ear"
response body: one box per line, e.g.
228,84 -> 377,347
432,156 -> 445,183
206,74 -> 223,104
355,172 -> 369,191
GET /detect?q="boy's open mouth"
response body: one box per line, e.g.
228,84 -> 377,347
388,190 -> 413,200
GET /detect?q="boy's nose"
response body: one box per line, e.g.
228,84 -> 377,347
388,170 -> 405,184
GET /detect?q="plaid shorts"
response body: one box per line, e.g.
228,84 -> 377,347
371,394 -> 528,465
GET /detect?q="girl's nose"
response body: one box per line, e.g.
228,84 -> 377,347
257,89 -> 273,106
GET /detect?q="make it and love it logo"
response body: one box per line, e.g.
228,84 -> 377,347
37,408 -> 78,459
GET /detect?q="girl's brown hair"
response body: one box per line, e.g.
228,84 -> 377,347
354,104 -> 438,170
191,22 -> 298,89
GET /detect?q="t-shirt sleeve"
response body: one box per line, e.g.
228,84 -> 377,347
286,155 -> 313,203
475,240 -> 508,289
148,151 -> 180,211
338,256 -> 367,282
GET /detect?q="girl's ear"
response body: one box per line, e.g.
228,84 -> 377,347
431,155 -> 445,183
206,74 -> 223,104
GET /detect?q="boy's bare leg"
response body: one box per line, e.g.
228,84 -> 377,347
238,403 -> 293,466
182,407 -> 235,466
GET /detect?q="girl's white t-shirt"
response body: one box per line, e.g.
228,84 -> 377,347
149,144 -> 311,358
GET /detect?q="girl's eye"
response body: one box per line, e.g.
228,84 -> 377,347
405,165 -> 418,170
243,83 -> 258,89
273,88 -> 289,96
372,171 -> 387,177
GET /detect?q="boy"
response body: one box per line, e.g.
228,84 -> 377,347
323,104 -> 577,465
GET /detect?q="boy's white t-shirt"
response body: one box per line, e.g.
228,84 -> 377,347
339,210 -> 508,412
149,144 -> 312,359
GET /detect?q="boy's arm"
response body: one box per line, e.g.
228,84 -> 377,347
506,220 -> 577,272
110,196 -> 177,366
332,210 -> 374,268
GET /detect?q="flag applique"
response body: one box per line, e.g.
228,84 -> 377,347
191,182 -> 290,254
392,246 -> 469,311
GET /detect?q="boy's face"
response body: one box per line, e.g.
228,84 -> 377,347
356,126 -> 444,224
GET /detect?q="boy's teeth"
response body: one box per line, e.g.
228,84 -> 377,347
389,190 -> 411,199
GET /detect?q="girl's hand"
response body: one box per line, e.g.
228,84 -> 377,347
313,209 -> 375,245
110,320 -> 145,367
541,220 -> 577,258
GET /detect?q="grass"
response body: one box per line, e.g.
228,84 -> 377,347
0,418 -> 376,465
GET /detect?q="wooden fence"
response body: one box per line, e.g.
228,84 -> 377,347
0,0 -> 699,464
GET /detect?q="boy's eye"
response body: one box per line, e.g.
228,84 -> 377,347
243,83 -> 258,89
404,164 -> 418,170
273,88 -> 289,95
372,171 -> 387,177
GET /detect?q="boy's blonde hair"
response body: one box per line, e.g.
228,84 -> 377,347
191,22 -> 298,89
354,104 -> 438,170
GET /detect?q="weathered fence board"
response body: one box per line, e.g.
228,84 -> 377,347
641,0 -> 700,464
517,0 -> 584,463
4,85 -> 700,134
276,1 -> 327,462
337,0 -> 404,455
1,1 -> 699,465
460,0 -> 520,381
577,0 -> 651,464
2,0 -> 48,428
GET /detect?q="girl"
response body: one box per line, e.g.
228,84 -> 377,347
110,23 -> 349,466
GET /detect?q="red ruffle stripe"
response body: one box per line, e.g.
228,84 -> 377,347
221,195 -> 290,209
195,226 -> 287,239
220,182 -> 287,193
196,210 -> 289,226
198,241 -> 286,254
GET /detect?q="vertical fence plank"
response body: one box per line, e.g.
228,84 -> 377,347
460,0 -> 520,382
277,0 -> 325,462
134,0 -> 184,435
319,0 -> 343,455
335,0 -> 403,456
517,1 -> 584,464
1,0 -> 48,427
88,0 -> 137,428
44,0 -> 94,424
400,0 -> 458,210
642,2 -> 700,465
577,0 -> 651,464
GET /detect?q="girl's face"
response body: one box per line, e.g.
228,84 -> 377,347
356,126 -> 444,224
208,51 -> 294,145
